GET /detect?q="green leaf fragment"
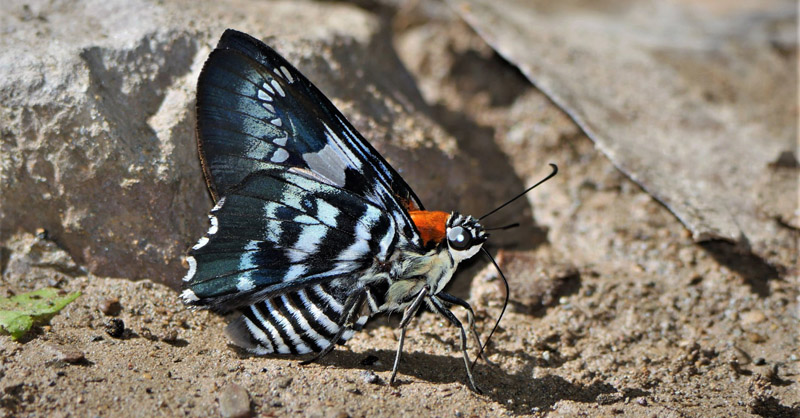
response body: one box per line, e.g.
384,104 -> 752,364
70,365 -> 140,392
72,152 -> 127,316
0,288 -> 81,340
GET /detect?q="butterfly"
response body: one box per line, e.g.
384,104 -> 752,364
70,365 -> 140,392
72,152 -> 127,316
181,29 -> 556,392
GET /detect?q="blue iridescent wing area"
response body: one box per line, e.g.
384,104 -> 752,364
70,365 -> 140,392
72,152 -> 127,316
196,29 -> 423,243
183,165 -> 397,313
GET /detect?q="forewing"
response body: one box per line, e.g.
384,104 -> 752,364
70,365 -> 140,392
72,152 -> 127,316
181,165 -> 397,312
196,29 -> 424,245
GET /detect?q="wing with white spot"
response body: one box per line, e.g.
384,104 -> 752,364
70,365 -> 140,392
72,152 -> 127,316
196,29 -> 424,245
181,165 -> 396,312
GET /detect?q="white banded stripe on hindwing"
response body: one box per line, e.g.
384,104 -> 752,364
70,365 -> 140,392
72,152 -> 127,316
241,310 -> 275,354
237,283 -> 368,354
263,298 -> 311,353
277,294 -> 330,350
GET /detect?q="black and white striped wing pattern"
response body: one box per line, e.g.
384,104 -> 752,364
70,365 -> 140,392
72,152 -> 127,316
183,30 -> 424,355
228,283 -> 369,355
183,166 -> 397,353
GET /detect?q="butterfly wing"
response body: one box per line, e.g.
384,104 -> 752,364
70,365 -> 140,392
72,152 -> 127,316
196,29 -> 423,245
182,165 -> 397,312
184,30 -> 430,354
182,165 -> 395,354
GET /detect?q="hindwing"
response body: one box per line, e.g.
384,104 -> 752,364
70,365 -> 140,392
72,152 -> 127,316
226,284 -> 369,355
182,165 -> 397,312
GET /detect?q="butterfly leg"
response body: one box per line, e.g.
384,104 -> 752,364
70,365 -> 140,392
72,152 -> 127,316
430,296 -> 482,393
301,289 -> 366,365
389,285 -> 430,386
436,292 -> 494,366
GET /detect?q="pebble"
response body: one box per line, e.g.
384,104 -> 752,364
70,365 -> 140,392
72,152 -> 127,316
98,298 -> 122,316
740,310 -> 766,325
274,376 -> 292,389
360,370 -> 382,385
746,332 -> 766,344
35,227 -> 48,239
46,343 -> 85,364
218,383 -> 251,418
105,318 -> 125,339
730,346 -> 752,365
161,329 -> 179,342
139,328 -> 157,341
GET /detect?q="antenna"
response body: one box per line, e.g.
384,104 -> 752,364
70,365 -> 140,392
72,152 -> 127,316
479,163 -> 558,221
472,247 -> 510,369
471,164 -> 558,369
485,222 -> 520,231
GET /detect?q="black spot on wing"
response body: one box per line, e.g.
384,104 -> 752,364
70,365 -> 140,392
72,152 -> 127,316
367,214 -> 393,257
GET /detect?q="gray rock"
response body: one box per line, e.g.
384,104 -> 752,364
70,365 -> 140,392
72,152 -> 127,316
360,370 -> 382,385
0,0 -> 207,286
274,376 -> 292,389
218,383 -> 251,418
45,343 -> 85,364
452,0 -> 798,269
2,232 -> 84,290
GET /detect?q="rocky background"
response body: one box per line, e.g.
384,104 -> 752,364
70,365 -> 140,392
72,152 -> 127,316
1,0 -> 797,417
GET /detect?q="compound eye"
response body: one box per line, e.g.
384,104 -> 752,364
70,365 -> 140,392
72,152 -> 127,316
447,226 -> 472,250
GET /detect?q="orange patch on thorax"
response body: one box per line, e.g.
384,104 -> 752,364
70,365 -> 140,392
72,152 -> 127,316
409,210 -> 449,247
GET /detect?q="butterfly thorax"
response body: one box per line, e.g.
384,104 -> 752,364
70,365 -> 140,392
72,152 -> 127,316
409,210 -> 450,248
363,211 -> 488,314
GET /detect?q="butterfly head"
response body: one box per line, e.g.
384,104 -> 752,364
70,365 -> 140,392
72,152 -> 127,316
445,212 -> 488,263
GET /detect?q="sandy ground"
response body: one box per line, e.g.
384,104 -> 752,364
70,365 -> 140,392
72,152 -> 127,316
1,2 -> 798,418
